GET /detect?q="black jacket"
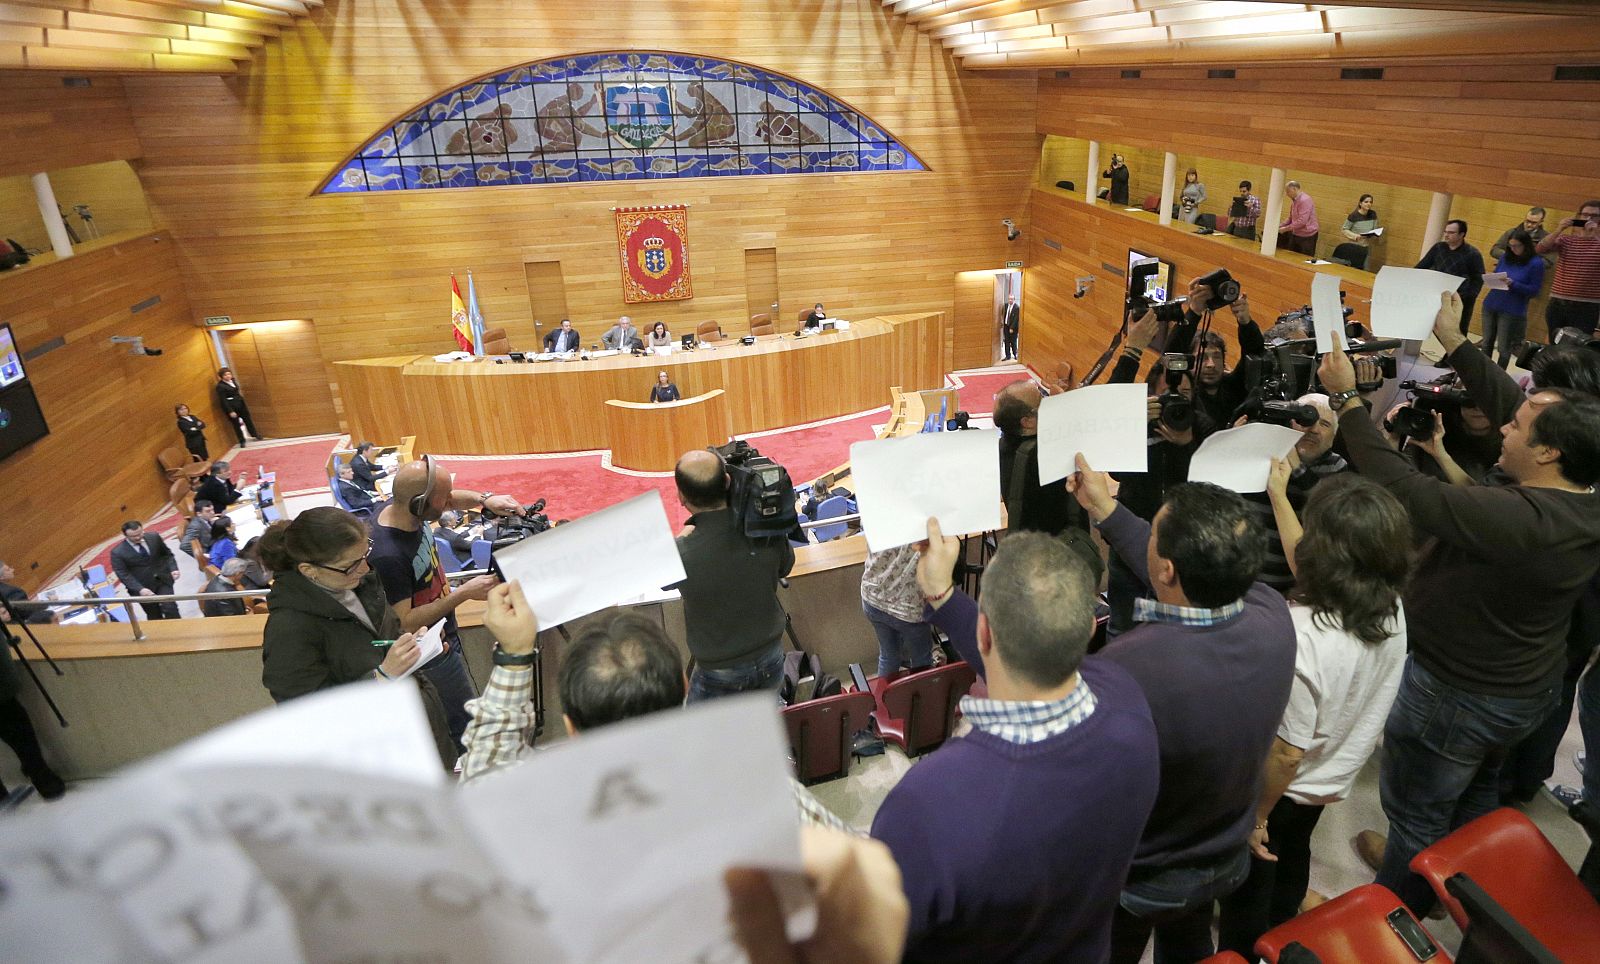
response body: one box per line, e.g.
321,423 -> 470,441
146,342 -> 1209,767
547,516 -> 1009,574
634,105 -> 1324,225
200,574 -> 248,617
674,507 -> 794,669
177,414 -> 206,445
110,533 -> 178,594
338,478 -> 375,510
197,474 -> 243,508
261,567 -> 458,769
217,378 -> 249,415
351,454 -> 386,492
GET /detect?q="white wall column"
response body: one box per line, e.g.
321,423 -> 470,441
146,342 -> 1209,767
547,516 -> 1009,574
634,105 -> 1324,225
1421,192 -> 1454,260
1085,140 -> 1100,205
32,172 -> 73,260
1157,151 -> 1177,226
1260,167 -> 1288,258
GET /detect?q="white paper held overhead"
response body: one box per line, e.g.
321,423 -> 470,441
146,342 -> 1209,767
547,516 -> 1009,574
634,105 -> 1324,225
1311,273 -> 1347,353
1370,267 -> 1462,341
1036,383 -> 1149,483
1188,422 -> 1305,494
850,429 -> 1002,552
491,491 -> 688,629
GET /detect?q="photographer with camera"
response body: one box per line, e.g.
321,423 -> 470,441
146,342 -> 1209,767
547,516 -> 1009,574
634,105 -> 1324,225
1535,200 -> 1600,337
372,459 -> 526,748
1318,302 -> 1600,915
1382,384 -> 1502,486
672,449 -> 795,702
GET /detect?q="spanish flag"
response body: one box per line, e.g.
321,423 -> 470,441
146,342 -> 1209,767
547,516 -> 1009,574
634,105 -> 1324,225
449,275 -> 473,352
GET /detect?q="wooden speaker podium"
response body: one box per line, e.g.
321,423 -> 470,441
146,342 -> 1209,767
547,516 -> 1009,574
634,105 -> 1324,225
604,389 -> 731,472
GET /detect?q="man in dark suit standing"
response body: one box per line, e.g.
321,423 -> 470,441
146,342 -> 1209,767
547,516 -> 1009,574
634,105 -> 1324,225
215,367 -> 259,447
544,318 -> 581,353
1000,294 -> 1021,361
109,521 -> 180,620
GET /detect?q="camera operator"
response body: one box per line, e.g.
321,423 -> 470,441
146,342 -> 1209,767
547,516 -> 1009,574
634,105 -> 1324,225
672,449 -> 795,702
1381,392 -> 1501,487
1183,285 -> 1267,432
1318,299 -> 1600,915
994,381 -> 1093,542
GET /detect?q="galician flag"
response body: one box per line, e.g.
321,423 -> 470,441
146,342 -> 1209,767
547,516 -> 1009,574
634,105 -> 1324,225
466,271 -> 486,356
449,275 -> 472,352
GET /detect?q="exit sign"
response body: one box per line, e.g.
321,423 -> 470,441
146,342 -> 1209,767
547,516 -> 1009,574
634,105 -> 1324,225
203,315 -> 233,326
1005,260 -> 1024,268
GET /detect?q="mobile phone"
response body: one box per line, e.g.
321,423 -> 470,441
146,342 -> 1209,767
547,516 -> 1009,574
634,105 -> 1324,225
1385,907 -> 1438,960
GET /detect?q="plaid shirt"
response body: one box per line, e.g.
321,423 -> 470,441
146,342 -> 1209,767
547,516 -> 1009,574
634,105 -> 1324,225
959,678 -> 1097,745
1234,193 -> 1261,229
1133,597 -> 1246,627
460,665 -> 854,831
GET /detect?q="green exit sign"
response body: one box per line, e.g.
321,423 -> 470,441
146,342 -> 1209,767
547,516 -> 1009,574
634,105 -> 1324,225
1004,261 -> 1024,269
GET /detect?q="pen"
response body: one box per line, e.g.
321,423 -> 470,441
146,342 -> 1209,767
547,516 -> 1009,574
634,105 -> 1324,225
372,639 -> 394,647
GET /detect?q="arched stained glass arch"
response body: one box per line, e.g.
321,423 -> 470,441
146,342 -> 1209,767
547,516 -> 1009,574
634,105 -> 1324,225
320,52 -> 926,193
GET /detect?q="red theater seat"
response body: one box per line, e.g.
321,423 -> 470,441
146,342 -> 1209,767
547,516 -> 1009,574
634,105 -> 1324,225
1410,807 -> 1600,961
782,689 -> 875,785
869,662 -> 976,757
1255,884 -> 1452,963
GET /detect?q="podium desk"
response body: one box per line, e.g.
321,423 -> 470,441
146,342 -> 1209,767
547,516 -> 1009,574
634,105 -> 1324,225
334,312 -> 947,456
605,390 -> 731,472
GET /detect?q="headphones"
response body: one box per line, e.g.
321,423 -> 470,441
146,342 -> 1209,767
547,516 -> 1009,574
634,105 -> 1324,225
408,454 -> 441,519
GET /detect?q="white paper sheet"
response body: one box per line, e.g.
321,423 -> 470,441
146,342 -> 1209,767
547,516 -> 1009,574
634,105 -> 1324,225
1483,271 -> 1511,291
0,687 -> 811,964
164,678 -> 448,785
850,429 -> 1002,552
1312,273 -> 1348,353
1188,422 -> 1306,493
1370,266 -> 1464,340
490,491 -> 688,629
1036,383 -> 1149,483
390,618 -> 446,681
1363,226 -> 1385,237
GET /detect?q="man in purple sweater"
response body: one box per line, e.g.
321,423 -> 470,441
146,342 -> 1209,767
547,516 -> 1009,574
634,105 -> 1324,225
870,521 -> 1160,963
1067,455 -> 1298,964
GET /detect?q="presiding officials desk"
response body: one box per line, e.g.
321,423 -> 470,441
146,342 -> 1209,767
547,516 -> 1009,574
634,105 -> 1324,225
335,312 -> 948,456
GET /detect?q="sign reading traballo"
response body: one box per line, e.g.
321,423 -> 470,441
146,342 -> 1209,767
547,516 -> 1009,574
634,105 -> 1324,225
615,205 -> 693,303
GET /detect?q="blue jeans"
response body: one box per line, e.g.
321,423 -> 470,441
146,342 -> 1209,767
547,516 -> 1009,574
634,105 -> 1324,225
1479,307 -> 1527,367
863,602 -> 932,679
1376,657 -> 1557,912
419,641 -> 478,751
688,644 -> 784,704
1110,848 -> 1251,964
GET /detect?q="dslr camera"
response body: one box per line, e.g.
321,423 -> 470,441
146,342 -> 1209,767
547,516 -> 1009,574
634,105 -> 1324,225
1155,353 -> 1195,432
1190,267 -> 1241,313
1387,377 -> 1470,440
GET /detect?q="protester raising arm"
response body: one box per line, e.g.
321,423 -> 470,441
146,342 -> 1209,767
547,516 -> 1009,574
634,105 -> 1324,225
1264,455 -> 1304,579
1427,291 -> 1526,427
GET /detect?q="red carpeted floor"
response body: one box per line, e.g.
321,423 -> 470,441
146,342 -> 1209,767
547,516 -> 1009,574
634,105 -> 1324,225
241,435 -> 346,495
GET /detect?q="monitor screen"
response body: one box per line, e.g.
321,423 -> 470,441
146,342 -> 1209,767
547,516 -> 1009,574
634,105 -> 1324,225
1126,249 -> 1176,305
0,324 -> 24,389
0,381 -> 49,461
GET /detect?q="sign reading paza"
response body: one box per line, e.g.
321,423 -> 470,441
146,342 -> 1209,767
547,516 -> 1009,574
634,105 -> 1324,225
615,205 -> 694,303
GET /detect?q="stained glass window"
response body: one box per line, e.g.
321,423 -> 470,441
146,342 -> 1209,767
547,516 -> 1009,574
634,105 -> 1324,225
321,52 -> 925,193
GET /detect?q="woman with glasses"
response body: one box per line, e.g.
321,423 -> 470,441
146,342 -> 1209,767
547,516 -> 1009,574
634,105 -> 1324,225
259,507 -> 456,766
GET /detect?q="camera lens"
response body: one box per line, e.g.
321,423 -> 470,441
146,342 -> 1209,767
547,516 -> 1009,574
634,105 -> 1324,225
1159,394 -> 1193,432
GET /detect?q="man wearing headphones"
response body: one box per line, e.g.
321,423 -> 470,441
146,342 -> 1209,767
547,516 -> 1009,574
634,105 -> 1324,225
372,458 -> 526,748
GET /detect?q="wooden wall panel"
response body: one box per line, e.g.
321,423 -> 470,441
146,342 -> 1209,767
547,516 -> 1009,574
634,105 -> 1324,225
0,73 -> 142,178
0,231 -> 231,589
1022,191 -> 1376,381
953,269 -> 999,370
222,319 -> 338,438
744,247 -> 779,326
523,261 -> 568,342
108,0 -> 1037,426
1035,62 -> 1600,212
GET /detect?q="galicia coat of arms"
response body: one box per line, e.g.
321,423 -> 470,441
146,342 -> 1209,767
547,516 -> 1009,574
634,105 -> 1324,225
638,236 -> 672,279
605,84 -> 673,150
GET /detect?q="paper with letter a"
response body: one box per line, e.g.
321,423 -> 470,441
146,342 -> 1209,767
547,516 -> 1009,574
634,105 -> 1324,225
490,490 -> 687,629
1312,273 -> 1348,353
850,428 -> 1002,552
1371,266 -> 1463,341
1036,383 -> 1149,483
1187,422 -> 1305,494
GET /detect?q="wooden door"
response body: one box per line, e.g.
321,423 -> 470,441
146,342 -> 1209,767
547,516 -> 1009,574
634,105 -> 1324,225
744,247 -> 779,332
219,320 -> 338,438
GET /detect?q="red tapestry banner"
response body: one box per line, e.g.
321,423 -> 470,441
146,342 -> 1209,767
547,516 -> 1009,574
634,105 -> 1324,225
615,205 -> 694,304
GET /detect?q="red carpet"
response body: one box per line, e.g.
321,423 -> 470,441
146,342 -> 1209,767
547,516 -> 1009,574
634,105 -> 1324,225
240,435 -> 345,495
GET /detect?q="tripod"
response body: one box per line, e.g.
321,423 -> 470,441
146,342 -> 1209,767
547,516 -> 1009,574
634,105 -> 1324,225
0,596 -> 67,728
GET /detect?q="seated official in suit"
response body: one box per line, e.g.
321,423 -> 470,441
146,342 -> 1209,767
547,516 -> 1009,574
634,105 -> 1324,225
646,321 -> 674,348
196,461 -> 243,509
804,303 -> 827,328
110,521 -> 181,620
179,500 -> 219,566
602,315 -> 641,350
436,509 -> 479,559
201,558 -> 251,617
1,560 -> 57,624
649,371 -> 682,403
337,463 -> 375,511
544,318 -> 581,353
350,442 -> 387,492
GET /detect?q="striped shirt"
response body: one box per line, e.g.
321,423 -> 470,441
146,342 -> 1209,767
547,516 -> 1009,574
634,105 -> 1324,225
959,678 -> 1097,745
1548,234 -> 1600,302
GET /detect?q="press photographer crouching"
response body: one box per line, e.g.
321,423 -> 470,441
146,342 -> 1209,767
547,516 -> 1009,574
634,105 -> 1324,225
1381,374 -> 1502,485
1319,291 -> 1600,915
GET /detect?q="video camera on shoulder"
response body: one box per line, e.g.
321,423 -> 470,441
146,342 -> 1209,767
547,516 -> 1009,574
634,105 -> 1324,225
1515,326 -> 1597,370
1234,350 -> 1320,428
1386,376 -> 1470,440
713,440 -> 803,541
